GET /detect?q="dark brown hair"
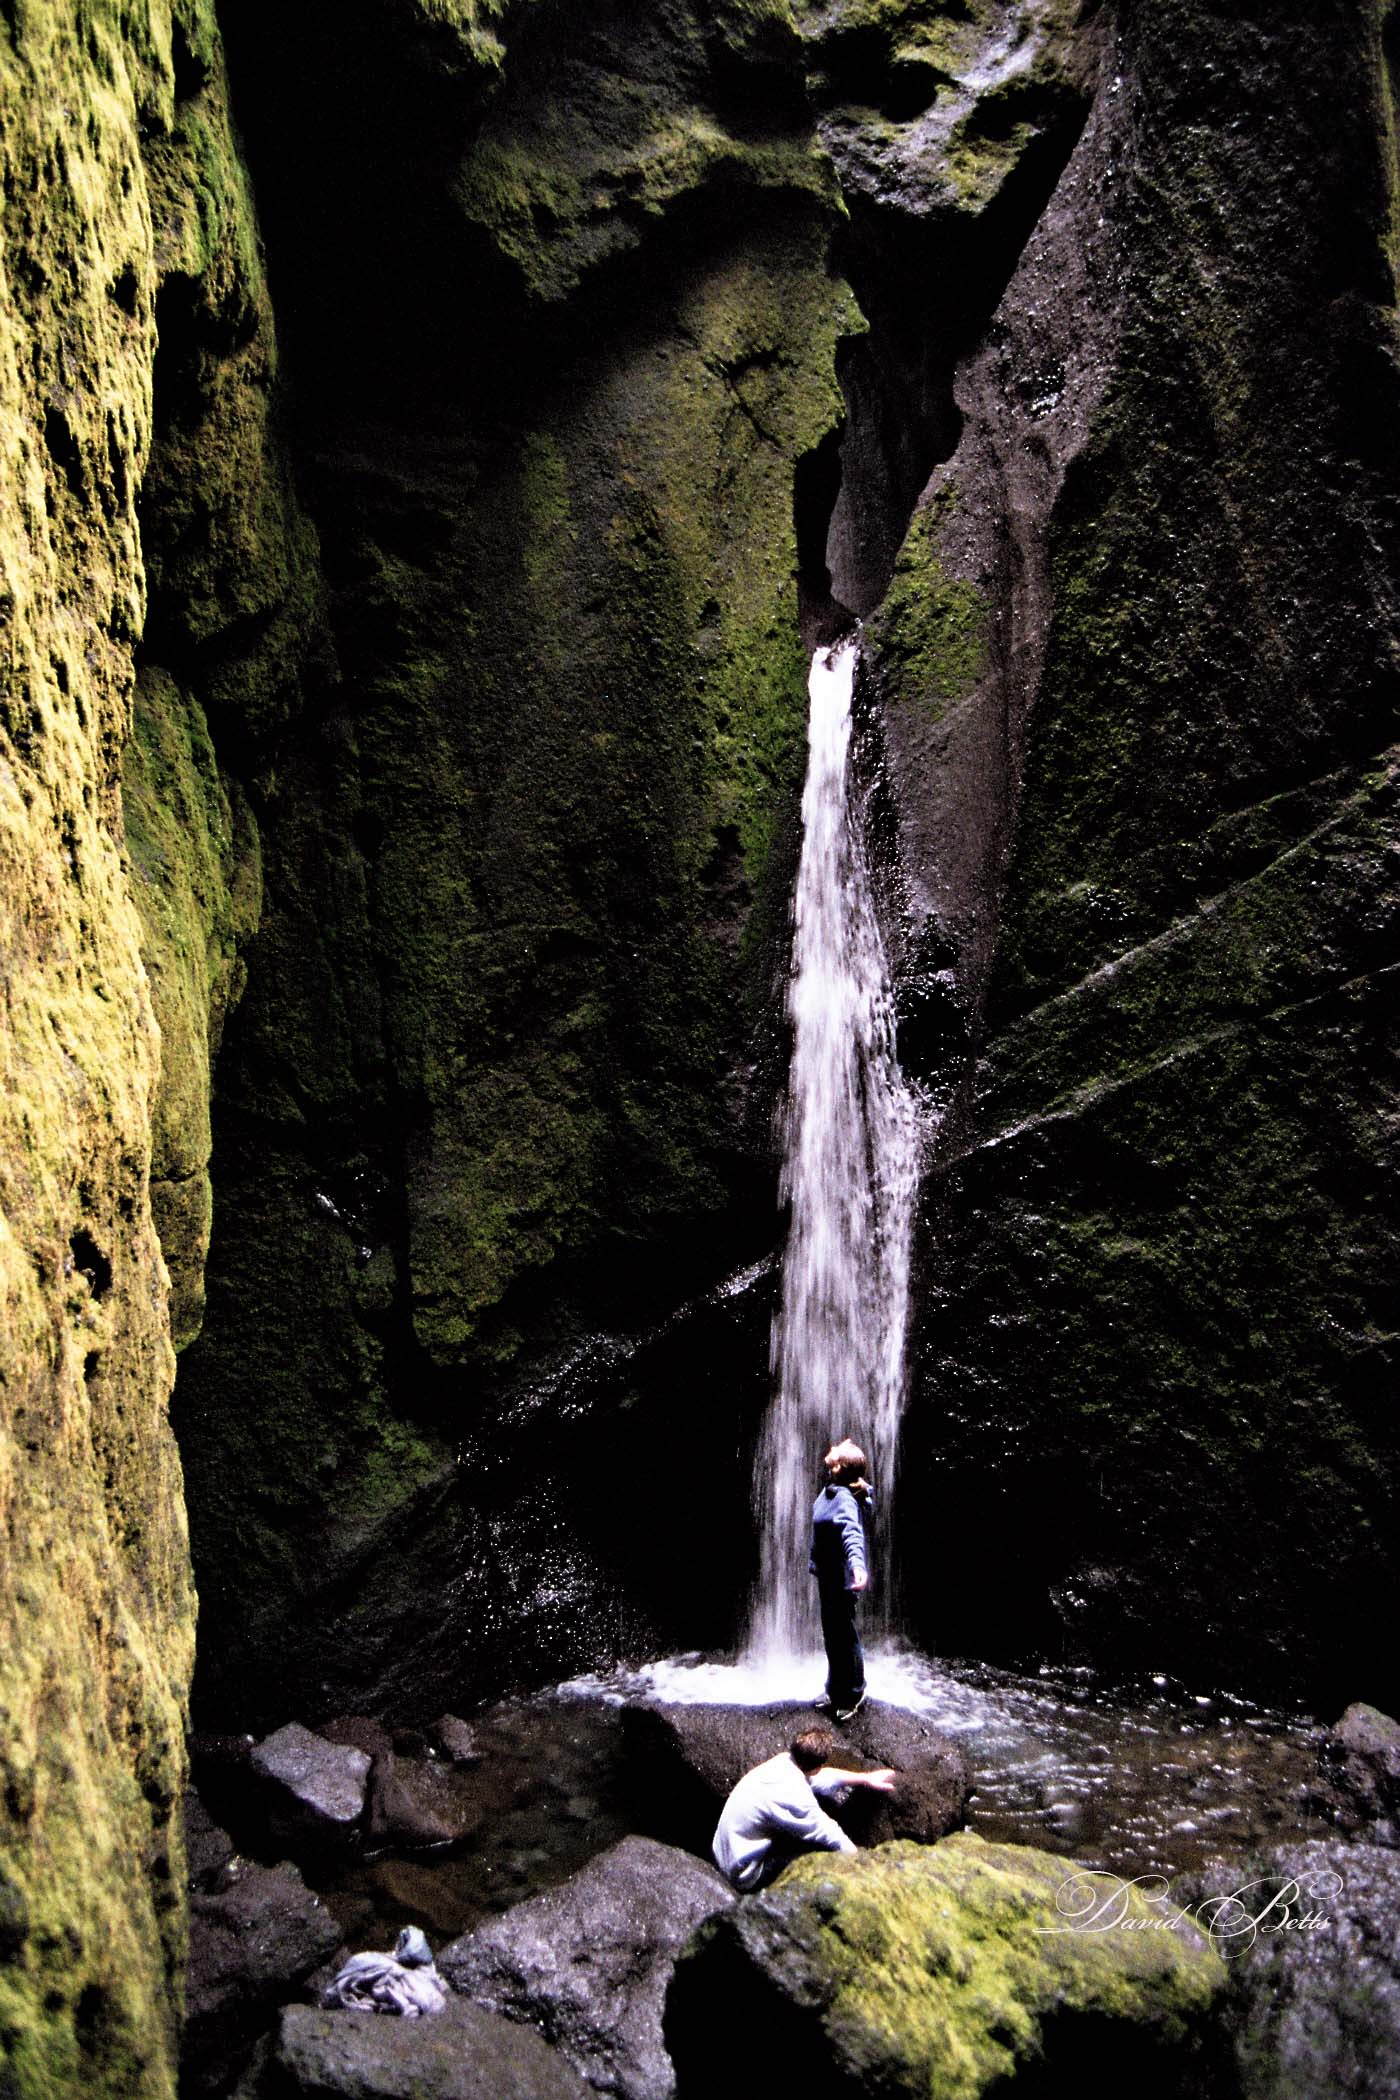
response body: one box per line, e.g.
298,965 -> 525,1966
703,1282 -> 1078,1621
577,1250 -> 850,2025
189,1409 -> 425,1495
790,1726 -> 835,1772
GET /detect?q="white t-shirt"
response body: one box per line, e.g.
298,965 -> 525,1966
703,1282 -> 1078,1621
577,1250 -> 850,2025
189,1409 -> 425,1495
711,1752 -> 856,1890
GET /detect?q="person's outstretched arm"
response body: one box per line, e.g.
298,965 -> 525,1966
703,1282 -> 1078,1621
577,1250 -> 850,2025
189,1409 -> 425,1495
811,1765 -> 898,1797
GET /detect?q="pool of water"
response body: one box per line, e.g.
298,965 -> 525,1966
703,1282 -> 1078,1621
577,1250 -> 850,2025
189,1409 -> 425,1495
312,1645 -> 1330,1947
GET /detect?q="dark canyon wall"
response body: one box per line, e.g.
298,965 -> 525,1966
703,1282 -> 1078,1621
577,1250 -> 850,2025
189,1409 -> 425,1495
173,0 -> 856,1723
872,0 -> 1400,1708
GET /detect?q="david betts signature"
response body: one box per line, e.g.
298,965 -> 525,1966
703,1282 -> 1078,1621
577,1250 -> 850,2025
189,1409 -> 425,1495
1036,1869 -> 1344,1955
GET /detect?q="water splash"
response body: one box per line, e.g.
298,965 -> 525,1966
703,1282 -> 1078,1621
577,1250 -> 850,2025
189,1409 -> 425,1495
744,637 -> 921,1670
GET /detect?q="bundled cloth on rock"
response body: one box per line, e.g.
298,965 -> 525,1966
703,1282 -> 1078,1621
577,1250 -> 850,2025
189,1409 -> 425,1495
322,1925 -> 449,2017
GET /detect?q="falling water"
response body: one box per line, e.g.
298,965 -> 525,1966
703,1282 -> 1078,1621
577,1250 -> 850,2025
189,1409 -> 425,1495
745,636 -> 921,1668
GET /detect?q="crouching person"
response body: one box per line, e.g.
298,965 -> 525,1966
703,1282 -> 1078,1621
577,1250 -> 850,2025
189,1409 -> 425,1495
712,1726 -> 897,1891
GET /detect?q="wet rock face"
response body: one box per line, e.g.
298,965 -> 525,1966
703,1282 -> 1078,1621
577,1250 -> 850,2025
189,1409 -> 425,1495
440,1836 -> 735,2100
866,0 -> 1400,1702
802,0 -> 1099,620
665,1833 -> 1234,2099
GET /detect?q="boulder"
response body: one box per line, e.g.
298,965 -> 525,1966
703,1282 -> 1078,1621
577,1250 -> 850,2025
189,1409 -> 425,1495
184,1857 -> 344,2097
359,1858 -> 468,1941
622,1699 -> 970,1856
665,1834 -> 1233,2099
320,1717 -> 396,1765
251,1723 -> 372,1851
1183,1838 -> 1400,2099
1316,1704 -> 1400,1845
440,1836 -> 734,2100
185,1785 -> 239,1893
430,1716 -> 483,1768
368,1753 -> 484,1850
270,2001 -> 594,2099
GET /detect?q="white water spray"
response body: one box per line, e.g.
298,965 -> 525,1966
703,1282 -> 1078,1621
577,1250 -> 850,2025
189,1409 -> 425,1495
745,637 -> 921,1669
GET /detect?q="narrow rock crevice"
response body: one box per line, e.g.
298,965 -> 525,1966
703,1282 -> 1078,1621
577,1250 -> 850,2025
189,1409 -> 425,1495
801,1 -> 1097,623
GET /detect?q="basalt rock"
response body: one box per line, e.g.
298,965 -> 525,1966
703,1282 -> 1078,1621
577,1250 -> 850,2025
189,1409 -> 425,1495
0,2 -> 314,2092
184,1857 -> 344,2098
367,1755 -> 484,1853
621,1699 -> 971,1857
177,0 -> 857,1725
266,2001 -> 595,2100
250,1725 -> 373,1852
664,1834 -> 1234,2098
185,1789 -> 241,1895
1183,1838 -> 1400,2100
440,1836 -> 735,2100
1315,1703 -> 1400,1846
428,1718 -> 483,1769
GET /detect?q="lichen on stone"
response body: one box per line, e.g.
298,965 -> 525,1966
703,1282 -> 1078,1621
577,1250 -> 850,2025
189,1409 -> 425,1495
869,483 -> 989,715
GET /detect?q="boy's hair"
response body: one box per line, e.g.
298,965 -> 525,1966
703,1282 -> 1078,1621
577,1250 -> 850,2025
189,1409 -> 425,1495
827,1438 -> 868,1485
790,1726 -> 835,1772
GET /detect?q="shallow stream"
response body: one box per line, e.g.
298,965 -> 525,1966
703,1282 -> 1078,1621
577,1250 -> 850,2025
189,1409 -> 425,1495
313,1645 -> 1329,1946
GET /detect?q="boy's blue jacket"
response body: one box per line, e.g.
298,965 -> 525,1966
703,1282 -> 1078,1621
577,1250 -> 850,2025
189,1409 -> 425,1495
810,1482 -> 872,1590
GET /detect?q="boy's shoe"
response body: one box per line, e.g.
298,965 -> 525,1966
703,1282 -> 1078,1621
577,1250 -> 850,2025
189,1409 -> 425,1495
833,1691 -> 867,1723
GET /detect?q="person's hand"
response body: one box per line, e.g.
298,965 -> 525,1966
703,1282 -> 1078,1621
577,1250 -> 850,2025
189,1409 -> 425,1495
851,1570 -> 867,1591
862,1768 -> 898,1792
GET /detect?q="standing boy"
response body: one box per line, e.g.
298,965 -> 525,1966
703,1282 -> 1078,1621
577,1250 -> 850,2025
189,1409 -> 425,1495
810,1437 -> 873,1721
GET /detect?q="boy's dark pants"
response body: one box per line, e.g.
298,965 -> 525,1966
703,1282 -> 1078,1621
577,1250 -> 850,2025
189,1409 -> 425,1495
818,1582 -> 865,1709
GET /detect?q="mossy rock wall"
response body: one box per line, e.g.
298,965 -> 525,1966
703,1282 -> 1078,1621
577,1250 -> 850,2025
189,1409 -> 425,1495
172,0 -> 858,1721
869,0 -> 1400,1703
0,2 -> 304,2091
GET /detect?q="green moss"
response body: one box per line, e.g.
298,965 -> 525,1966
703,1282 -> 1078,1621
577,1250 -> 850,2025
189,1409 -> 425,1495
685,1835 -> 1227,2096
451,0 -> 838,303
411,0 -> 514,72
457,114 -> 836,303
123,668 -> 262,1348
870,484 -> 988,713
943,113 -> 1041,206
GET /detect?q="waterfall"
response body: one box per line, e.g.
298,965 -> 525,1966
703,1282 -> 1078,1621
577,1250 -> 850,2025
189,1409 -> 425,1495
745,636 -> 921,1668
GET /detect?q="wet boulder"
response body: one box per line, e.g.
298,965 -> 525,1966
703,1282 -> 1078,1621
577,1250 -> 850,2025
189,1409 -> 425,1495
185,1785 -> 240,1893
440,1836 -> 734,2100
1317,1703 -> 1400,1845
429,1715 -> 483,1768
184,1855 -> 344,2097
665,1834 -> 1233,2098
269,2001 -> 594,2099
368,1754 -> 484,1850
622,1699 -> 970,1856
1185,1838 -> 1400,2099
319,1716 -> 396,1764
251,1722 -> 372,1851
313,1714 -> 482,1848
